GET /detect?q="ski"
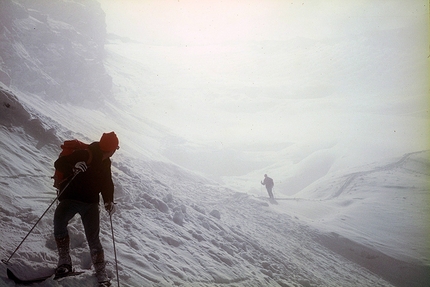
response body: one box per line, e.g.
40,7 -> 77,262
7,268 -> 53,284
54,270 -> 85,280
257,196 -> 279,204
269,198 -> 278,205
6,266 -> 84,284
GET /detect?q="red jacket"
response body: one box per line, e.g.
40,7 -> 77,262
54,142 -> 114,204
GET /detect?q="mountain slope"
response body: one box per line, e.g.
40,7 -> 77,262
0,101 -> 398,287
0,1 -> 429,286
0,0 -> 110,103
1,86 -> 429,286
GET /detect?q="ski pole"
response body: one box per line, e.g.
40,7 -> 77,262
2,171 -> 79,264
109,214 -> 120,287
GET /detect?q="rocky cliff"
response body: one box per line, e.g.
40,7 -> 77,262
0,0 -> 111,104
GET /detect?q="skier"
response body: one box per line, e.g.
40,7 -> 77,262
261,174 -> 274,199
53,132 -> 119,287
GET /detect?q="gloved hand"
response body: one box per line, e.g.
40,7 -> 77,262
73,161 -> 87,173
104,202 -> 116,215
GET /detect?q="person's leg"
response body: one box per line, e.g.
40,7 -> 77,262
80,203 -> 109,283
53,200 -> 79,272
267,187 -> 274,199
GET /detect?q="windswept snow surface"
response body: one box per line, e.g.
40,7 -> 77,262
0,86 -> 429,287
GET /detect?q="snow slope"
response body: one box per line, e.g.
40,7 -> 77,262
1,85 -> 429,287
1,1 -> 429,287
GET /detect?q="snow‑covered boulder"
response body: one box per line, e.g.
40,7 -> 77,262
209,209 -> 221,220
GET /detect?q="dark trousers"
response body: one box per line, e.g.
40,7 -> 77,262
54,199 -> 103,253
266,187 -> 274,199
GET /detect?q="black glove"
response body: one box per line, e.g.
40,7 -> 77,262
73,161 -> 87,173
104,202 -> 116,215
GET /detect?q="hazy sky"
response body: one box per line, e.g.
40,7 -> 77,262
98,0 -> 428,179
99,0 -> 426,45
99,0 -> 427,140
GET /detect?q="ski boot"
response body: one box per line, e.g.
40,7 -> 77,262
54,264 -> 72,279
55,235 -> 72,278
91,249 -> 110,285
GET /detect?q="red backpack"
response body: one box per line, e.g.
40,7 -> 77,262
52,139 -> 89,188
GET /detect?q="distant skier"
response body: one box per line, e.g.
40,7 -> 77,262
261,174 -> 274,199
53,132 -> 119,287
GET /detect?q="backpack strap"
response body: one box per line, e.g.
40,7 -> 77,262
86,148 -> 93,166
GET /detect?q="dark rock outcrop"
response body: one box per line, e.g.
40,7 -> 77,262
0,0 -> 112,104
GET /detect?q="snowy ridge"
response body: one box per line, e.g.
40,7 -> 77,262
297,150 -> 429,201
277,150 -> 430,263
